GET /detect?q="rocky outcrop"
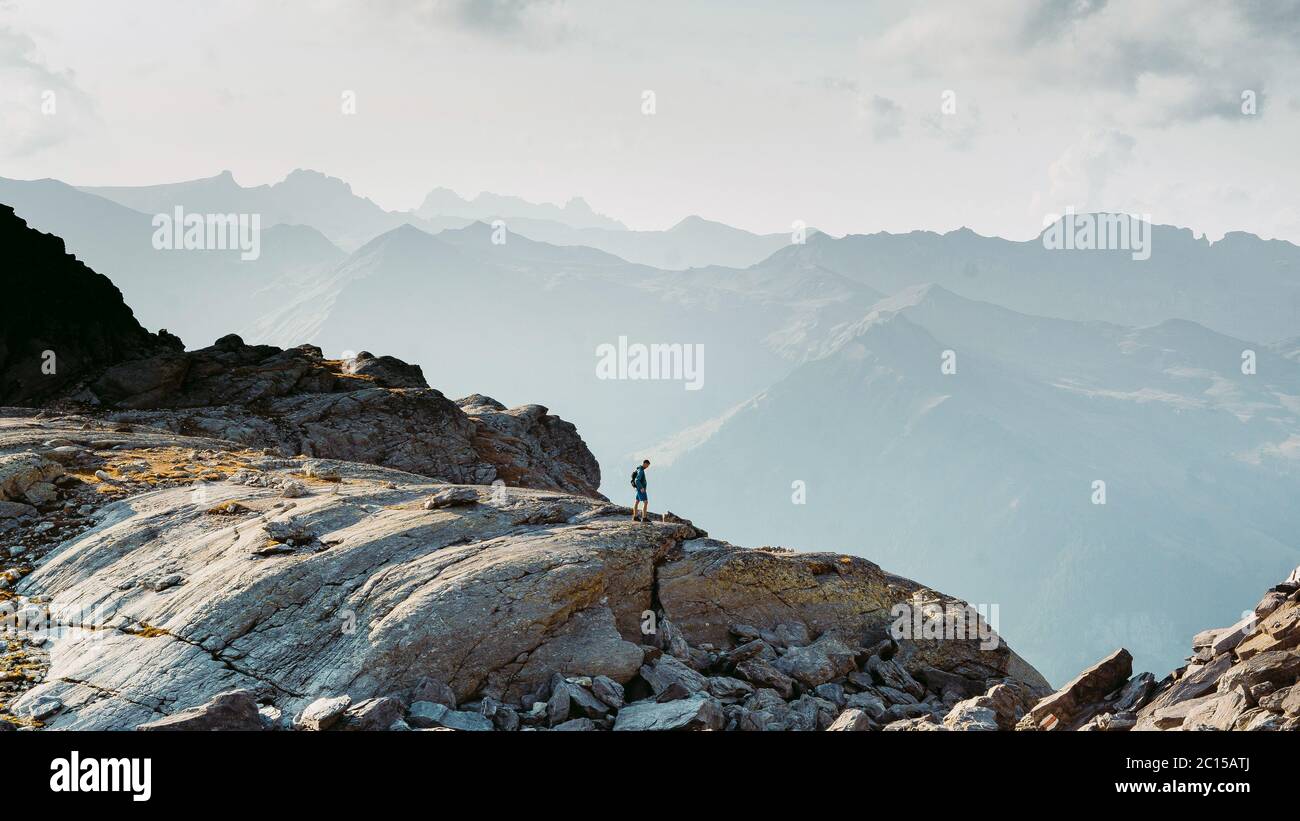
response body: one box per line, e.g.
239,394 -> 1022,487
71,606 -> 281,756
90,336 -> 602,497
1017,566 -> 1300,732
0,207 -> 601,498
1,414 -> 1047,731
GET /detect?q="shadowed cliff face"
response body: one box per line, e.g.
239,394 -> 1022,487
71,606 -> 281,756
0,205 -> 182,406
0,206 -> 602,499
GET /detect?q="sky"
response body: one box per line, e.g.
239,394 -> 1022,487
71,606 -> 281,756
2,0 -> 1299,241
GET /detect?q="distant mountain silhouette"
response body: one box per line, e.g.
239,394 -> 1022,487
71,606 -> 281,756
81,169 -> 411,251
417,186 -> 625,230
760,221 -> 1300,342
76,169 -> 808,268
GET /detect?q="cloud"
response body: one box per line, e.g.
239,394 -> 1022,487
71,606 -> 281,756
1017,0 -> 1109,45
857,0 -> 1294,126
859,94 -> 904,141
809,76 -> 860,95
0,26 -> 94,158
1045,128 -> 1136,210
376,0 -> 573,45
920,100 -> 981,150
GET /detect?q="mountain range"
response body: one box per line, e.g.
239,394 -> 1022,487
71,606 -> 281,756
4,170 -> 1300,683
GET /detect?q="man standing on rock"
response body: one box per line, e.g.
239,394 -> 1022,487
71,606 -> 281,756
631,459 -> 650,523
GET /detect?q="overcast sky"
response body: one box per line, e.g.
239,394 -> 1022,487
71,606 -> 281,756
2,0 -> 1299,241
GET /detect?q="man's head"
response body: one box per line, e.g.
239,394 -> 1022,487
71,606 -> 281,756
642,459 -> 650,468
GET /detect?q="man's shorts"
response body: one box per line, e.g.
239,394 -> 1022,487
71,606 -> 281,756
635,489 -> 647,502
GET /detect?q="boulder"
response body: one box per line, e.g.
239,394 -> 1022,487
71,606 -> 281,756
1137,654 -> 1233,718
1280,686 -> 1300,717
789,694 -> 838,730
591,675 -> 625,709
1111,673 -> 1157,712
640,654 -> 707,697
883,716 -> 947,731
552,717 -> 596,731
137,689 -> 264,731
612,695 -> 725,731
774,634 -> 857,688
706,676 -> 755,703
814,682 -> 847,708
826,708 -> 873,731
23,481 -> 58,506
867,654 -> 925,700
1255,591 -> 1291,622
0,500 -> 36,519
20,696 -> 63,721
744,688 -> 787,712
341,697 -> 405,731
0,453 -> 63,503
734,658 -> 796,699
1029,649 -> 1132,727
279,480 -> 308,499
943,703 -> 1000,731
844,692 -> 887,719
1133,693 -> 1218,730
423,487 -> 480,510
1182,690 -> 1251,731
409,677 -> 457,709
655,615 -> 692,660
1234,603 -> 1300,660
726,639 -> 777,665
302,460 -> 341,481
945,683 -> 1020,730
546,674 -> 610,723
295,695 -> 352,731
1217,649 -> 1300,694
344,351 -> 427,388
409,702 -> 493,731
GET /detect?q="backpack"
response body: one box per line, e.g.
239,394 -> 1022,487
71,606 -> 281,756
630,469 -> 639,488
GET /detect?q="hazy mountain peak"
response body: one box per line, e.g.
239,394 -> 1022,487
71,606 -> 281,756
840,283 -> 976,331
416,185 -> 625,230
668,214 -> 731,233
277,168 -> 356,195
354,221 -> 441,254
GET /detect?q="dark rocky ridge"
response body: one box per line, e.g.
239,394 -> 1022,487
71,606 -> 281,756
0,204 -> 182,405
